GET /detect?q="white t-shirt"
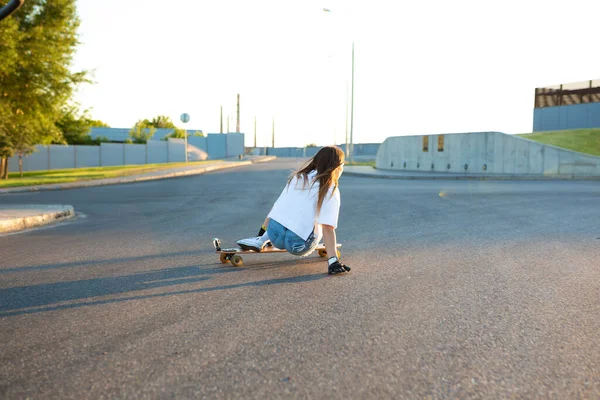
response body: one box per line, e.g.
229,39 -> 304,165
268,171 -> 341,241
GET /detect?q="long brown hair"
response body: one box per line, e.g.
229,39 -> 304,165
288,146 -> 345,215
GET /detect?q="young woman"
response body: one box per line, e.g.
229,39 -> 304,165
237,146 -> 351,275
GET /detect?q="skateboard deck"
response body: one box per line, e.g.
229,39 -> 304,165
213,238 -> 341,267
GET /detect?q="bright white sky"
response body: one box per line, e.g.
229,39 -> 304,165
72,0 -> 600,148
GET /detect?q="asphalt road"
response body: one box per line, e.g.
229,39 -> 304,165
1,159 -> 599,399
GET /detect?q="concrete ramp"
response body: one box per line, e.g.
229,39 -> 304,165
376,131 -> 600,177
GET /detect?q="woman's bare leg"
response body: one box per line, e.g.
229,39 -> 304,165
321,224 -> 338,259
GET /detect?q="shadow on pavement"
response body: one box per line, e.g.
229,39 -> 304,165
0,250 -> 207,274
0,262 -> 329,317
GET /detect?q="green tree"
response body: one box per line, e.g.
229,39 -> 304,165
0,134 -> 14,179
143,115 -> 186,138
0,11 -> 20,77
89,119 -> 110,128
55,104 -> 110,145
0,0 -> 88,179
129,121 -> 156,144
148,115 -> 174,128
0,15 -> 20,176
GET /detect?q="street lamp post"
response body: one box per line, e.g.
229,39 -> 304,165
323,8 -> 354,162
349,41 -> 354,163
180,113 -> 190,163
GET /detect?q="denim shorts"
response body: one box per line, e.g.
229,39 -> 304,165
267,219 -> 320,256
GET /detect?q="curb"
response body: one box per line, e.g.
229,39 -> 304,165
0,205 -> 75,234
250,156 -> 277,163
125,161 -> 253,183
0,158 -> 277,195
343,171 -> 600,181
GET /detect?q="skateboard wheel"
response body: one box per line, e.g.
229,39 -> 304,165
219,253 -> 229,264
231,255 -> 244,267
318,249 -> 341,259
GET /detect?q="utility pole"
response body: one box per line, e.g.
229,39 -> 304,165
345,81 -> 349,157
236,94 -> 240,133
220,106 -> 223,133
272,117 -> 275,148
254,116 -> 257,148
349,42 -> 355,163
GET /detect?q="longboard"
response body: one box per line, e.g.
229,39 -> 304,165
213,238 -> 341,267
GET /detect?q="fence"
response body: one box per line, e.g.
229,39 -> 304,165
7,133 -> 246,173
247,143 -> 380,159
7,139 -> 185,173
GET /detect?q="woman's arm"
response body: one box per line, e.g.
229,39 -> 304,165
322,224 -> 350,273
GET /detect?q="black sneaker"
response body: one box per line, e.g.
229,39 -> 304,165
328,260 -> 351,274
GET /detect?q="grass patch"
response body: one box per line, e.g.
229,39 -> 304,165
517,128 -> 600,156
0,161 -> 222,188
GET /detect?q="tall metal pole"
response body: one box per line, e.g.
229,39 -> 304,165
272,117 -> 275,148
345,81 -> 349,158
220,106 -> 223,133
184,128 -> 188,163
254,116 -> 257,148
180,113 -> 190,163
349,42 -> 355,163
236,94 -> 240,133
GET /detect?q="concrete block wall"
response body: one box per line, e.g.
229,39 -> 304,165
49,146 -> 75,170
90,127 -> 176,142
533,103 -> 600,131
188,136 -> 207,153
248,143 -> 380,158
226,133 -> 245,158
147,141 -> 168,164
266,147 -> 306,157
8,134 -> 245,172
124,144 -> 146,165
76,146 -> 101,168
207,134 -> 227,159
100,143 -> 125,167
15,145 -> 49,172
376,131 -> 600,177
168,139 -> 185,163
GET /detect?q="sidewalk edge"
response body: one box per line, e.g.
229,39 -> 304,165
0,206 -> 75,234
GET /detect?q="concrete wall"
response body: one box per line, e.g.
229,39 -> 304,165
226,133 -> 245,158
49,145 -> 75,170
8,134 -> 244,172
533,103 -> 600,131
124,144 -> 146,165
100,143 -> 125,167
168,139 -> 185,163
76,146 -> 101,168
266,147 -> 306,157
147,141 -> 168,164
17,146 -> 49,172
207,134 -> 227,159
90,127 -> 177,142
376,131 -> 600,177
188,136 -> 207,153
249,143 -> 380,158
